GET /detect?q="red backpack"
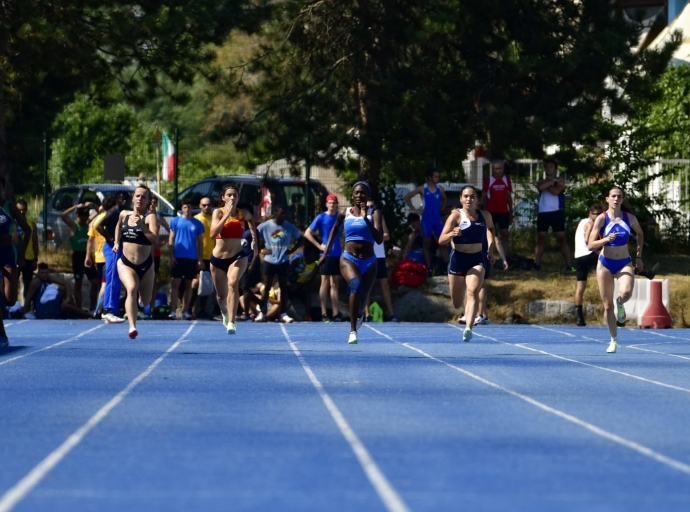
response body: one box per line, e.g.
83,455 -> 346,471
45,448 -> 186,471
391,259 -> 427,287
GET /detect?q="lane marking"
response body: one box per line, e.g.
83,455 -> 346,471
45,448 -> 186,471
280,325 -> 409,512
4,320 -> 28,328
0,324 -> 105,367
0,323 -> 197,512
627,345 -> 690,362
530,325 -> 575,337
364,324 -> 690,477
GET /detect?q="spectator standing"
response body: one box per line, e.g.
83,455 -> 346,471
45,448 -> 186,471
15,198 -> 38,303
190,196 -> 214,318
168,199 -> 205,319
404,169 -> 447,275
364,199 -> 397,322
96,191 -> 130,323
481,160 -> 513,260
534,159 -> 574,271
60,202 -> 99,310
304,193 -> 343,322
256,205 -> 302,323
147,196 -> 169,315
573,204 -> 603,326
85,196 -> 115,318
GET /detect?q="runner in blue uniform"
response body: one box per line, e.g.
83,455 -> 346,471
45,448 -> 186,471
404,169 -> 446,275
439,186 -> 506,342
319,181 -> 383,344
588,186 -> 644,354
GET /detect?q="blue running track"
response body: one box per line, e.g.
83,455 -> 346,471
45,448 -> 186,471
1,319 -> 690,511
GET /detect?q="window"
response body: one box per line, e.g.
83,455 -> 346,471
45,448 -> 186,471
179,182 -> 212,207
52,187 -> 79,212
80,189 -> 101,207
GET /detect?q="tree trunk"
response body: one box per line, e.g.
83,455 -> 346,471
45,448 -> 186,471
357,80 -> 382,198
0,32 -> 11,201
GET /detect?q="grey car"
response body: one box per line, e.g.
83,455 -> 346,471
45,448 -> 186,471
38,184 -> 175,247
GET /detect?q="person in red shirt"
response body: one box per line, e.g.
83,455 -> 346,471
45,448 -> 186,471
481,160 -> 513,259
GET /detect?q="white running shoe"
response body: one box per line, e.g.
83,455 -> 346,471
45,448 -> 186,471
463,328 -> 473,342
128,327 -> 138,339
103,313 -> 125,324
183,311 -> 193,321
254,311 -> 265,322
348,331 -> 358,344
474,315 -> 487,326
227,322 -> 236,335
458,316 -> 467,325
222,313 -> 229,328
616,298 -> 626,323
606,338 -> 618,353
168,312 -> 177,320
280,313 -> 294,324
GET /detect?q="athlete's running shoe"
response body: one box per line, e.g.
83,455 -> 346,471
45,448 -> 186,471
168,312 -> 177,320
103,313 -> 125,324
463,328 -> 473,342
576,318 -> 586,327
280,313 -> 294,324
348,331 -> 358,344
606,338 -> 618,353
183,312 -> 196,321
457,316 -> 467,325
616,298 -> 626,323
254,311 -> 265,322
128,327 -> 138,339
332,314 -> 343,322
222,313 -> 229,328
227,322 -> 236,335
474,315 -> 487,326
0,337 -> 9,348
566,265 -> 576,272
321,316 -> 331,323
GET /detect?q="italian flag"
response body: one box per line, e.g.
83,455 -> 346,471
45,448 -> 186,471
161,130 -> 176,181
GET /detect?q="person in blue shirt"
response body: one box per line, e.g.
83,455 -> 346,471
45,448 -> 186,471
304,193 -> 343,322
319,181 -> 383,344
168,199 -> 205,320
256,204 -> 302,323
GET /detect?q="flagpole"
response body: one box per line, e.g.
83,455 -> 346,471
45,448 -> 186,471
174,128 -> 179,211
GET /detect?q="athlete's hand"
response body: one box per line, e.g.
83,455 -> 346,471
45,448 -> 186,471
224,197 -> 234,210
112,243 -> 119,253
606,233 -> 617,243
317,254 -> 327,267
487,252 -> 495,265
319,244 -> 327,252
635,257 -> 643,272
197,259 -> 205,270
502,260 -> 509,271
169,255 -> 177,267
450,227 -> 461,237
84,256 -> 92,268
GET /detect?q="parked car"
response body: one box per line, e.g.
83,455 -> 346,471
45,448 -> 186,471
38,184 -> 175,247
177,174 -> 331,228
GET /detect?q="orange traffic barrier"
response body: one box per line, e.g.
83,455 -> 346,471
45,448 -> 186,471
640,280 -> 672,329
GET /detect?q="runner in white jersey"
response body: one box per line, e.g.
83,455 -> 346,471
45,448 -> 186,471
363,199 -> 397,322
573,204 -> 603,326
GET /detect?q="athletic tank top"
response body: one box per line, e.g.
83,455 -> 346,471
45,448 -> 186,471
215,208 -> 245,239
367,207 -> 386,258
600,211 -> 630,247
423,183 -> 442,222
70,223 -> 90,252
121,214 -> 152,246
574,218 -> 593,258
344,208 -> 375,244
452,209 -> 486,245
0,201 -> 15,236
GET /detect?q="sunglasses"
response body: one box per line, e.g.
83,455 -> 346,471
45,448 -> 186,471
200,203 -> 211,207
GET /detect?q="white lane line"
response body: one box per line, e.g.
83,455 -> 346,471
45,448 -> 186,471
0,323 -> 197,512
280,325 -> 409,512
530,325 -> 575,337
646,331 -> 690,341
363,324 -> 690,477
627,345 -> 690,361
4,320 -> 28,328
0,324 -> 105,367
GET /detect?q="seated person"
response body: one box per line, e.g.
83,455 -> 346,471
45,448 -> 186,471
23,263 -> 92,319
287,242 -> 320,320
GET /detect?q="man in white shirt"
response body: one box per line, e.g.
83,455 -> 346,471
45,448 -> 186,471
573,204 -> 603,326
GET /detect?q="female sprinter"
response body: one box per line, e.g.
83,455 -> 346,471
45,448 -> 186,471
113,185 -> 159,339
319,181 -> 383,344
439,185 -> 507,342
209,184 -> 258,335
587,186 -> 644,354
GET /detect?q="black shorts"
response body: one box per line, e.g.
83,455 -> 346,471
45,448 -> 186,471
172,257 -> 198,280
96,262 -> 105,282
575,252 -> 598,281
18,260 -> 35,282
241,259 -> 262,289
72,251 -> 99,281
320,256 -> 341,276
489,212 -> 510,230
448,250 -> 485,276
263,261 -> 290,278
375,258 -> 388,279
154,256 -> 161,274
537,210 -> 566,233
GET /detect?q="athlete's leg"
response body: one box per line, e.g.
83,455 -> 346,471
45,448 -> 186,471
501,228 -> 511,259
329,275 -> 340,318
448,273 -> 467,310
117,260 -> 139,331
478,281 -> 488,318
227,258 -> 248,323
181,278 -> 193,314
169,277 -> 182,316
340,259 -> 362,333
596,263 -> 617,339
422,237 -> 433,272
138,266 -> 155,314
319,275 -> 330,317
211,264 -> 229,319
554,231 -> 572,266
534,231 -> 547,265
277,274 -> 290,316
616,265 -> 635,305
88,278 -> 99,311
464,267 -> 485,329
74,276 -> 83,310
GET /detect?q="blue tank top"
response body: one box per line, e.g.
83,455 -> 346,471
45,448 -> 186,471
344,208 -> 375,244
452,209 -> 487,245
0,201 -> 14,236
600,211 -> 630,247
423,184 -> 442,223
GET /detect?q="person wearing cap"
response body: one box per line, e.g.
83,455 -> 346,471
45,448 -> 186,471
305,193 -> 343,321
60,201 -> 100,311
